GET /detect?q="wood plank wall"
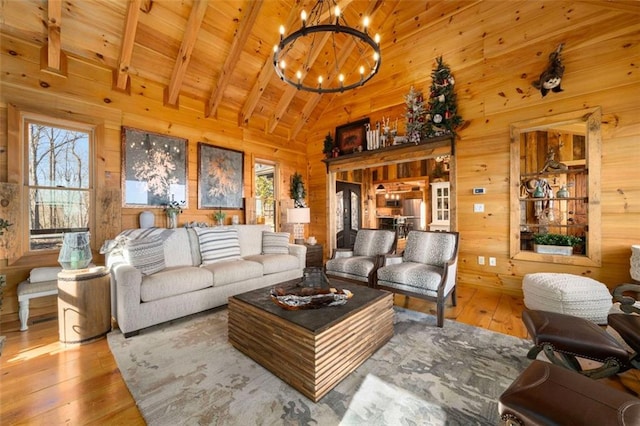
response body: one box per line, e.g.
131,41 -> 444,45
0,35 -> 307,324
305,1 -> 640,294
0,1 -> 638,326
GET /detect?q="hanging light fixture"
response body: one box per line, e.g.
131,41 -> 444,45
273,0 -> 381,94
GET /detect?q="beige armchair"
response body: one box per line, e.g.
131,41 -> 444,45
325,229 -> 397,286
375,230 -> 459,327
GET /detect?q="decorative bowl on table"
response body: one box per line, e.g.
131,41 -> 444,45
270,286 -> 353,310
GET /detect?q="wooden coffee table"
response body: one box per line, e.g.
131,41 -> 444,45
228,279 -> 394,402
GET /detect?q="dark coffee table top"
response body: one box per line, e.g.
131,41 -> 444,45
230,279 -> 392,333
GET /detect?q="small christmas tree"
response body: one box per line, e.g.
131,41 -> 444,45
424,56 -> 463,138
405,86 -> 427,144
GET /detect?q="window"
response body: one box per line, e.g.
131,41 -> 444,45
25,117 -> 93,251
254,161 -> 276,230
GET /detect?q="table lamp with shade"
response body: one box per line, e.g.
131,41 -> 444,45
287,208 -> 310,244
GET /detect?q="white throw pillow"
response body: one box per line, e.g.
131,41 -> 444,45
123,236 -> 166,275
195,228 -> 242,264
262,231 -> 290,255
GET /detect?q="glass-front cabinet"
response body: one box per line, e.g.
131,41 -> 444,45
429,181 -> 450,232
510,107 -> 601,266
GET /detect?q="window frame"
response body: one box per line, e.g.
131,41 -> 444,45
10,106 -> 96,260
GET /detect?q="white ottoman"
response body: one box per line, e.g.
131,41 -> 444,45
523,273 -> 613,324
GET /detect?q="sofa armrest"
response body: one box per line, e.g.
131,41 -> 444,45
111,263 -> 143,330
382,254 -> 403,267
288,244 -> 307,270
331,248 -> 353,260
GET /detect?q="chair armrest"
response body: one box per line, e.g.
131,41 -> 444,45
331,249 -> 353,260
382,254 -> 403,267
613,283 -> 640,314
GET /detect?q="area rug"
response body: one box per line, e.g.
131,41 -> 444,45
108,307 -> 532,425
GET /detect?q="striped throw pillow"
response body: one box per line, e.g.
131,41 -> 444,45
123,236 -> 166,275
195,228 -> 242,264
262,231 -> 290,255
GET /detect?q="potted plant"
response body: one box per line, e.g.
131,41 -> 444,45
532,233 -> 582,256
213,209 -> 226,226
163,199 -> 185,229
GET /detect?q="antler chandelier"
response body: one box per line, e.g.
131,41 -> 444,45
273,0 -> 381,94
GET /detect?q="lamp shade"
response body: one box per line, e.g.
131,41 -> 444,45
287,208 -> 310,224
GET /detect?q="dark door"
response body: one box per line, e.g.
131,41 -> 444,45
336,182 -> 361,249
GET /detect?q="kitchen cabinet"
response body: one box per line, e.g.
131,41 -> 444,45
429,182 -> 450,232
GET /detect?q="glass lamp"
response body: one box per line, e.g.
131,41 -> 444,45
58,232 -> 92,270
287,208 -> 310,244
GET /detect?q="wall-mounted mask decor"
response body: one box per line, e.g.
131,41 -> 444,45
532,43 -> 565,97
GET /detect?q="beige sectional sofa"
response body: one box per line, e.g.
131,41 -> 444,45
106,225 -> 306,337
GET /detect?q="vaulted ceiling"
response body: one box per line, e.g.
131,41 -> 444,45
2,0 -> 435,140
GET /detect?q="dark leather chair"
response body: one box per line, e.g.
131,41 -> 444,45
499,360 -> 640,426
522,283 -> 640,379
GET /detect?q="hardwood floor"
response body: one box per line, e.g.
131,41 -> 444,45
1,284 -> 638,424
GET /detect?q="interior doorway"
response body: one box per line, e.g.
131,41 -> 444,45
336,182 -> 361,249
254,161 -> 277,230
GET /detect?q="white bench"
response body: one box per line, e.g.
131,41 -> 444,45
17,267 -> 61,331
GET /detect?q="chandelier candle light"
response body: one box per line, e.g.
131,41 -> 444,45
273,0 -> 381,93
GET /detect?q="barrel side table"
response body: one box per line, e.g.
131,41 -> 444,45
57,266 -> 111,344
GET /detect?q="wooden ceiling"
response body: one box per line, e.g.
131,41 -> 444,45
1,0 -> 429,140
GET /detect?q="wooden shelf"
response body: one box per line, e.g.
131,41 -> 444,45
322,135 -> 453,173
520,168 -> 588,178
519,197 -> 588,202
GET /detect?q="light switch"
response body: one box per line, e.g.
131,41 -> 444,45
474,203 -> 484,213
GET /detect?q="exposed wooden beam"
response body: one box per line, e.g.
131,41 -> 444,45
114,0 -> 143,92
237,4 -> 302,127
165,0 -> 208,107
206,0 -> 263,118
40,0 -> 67,76
140,0 -> 153,13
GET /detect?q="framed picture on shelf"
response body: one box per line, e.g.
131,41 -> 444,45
121,127 -> 188,208
335,118 -> 370,155
198,143 -> 244,209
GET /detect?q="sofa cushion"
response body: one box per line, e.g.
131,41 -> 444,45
235,224 -> 271,256
195,227 -> 242,264
162,229 -> 195,267
123,236 -> 166,275
244,254 -> 300,275
200,259 -> 263,287
140,266 -> 213,302
262,231 -> 290,255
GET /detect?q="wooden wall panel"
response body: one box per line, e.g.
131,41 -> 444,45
306,1 -> 640,293
0,34 -> 308,325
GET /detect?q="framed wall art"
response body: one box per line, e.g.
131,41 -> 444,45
198,143 -> 244,209
121,127 -> 188,208
335,118 -> 370,155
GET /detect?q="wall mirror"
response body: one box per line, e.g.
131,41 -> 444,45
510,107 -> 601,266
